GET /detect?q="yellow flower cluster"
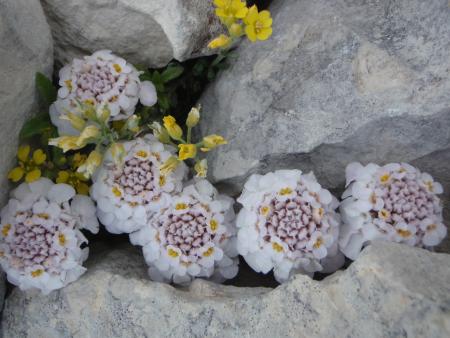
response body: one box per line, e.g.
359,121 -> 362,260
8,145 -> 47,183
48,102 -> 139,179
152,107 -> 227,178
209,0 -> 273,49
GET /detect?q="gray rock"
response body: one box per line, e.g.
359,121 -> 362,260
41,0 -> 224,68
0,0 -> 53,207
199,0 -> 450,208
2,242 -> 450,337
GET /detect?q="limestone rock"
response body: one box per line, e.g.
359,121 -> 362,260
41,0 -> 223,68
199,0 -> 450,210
2,242 -> 450,337
0,0 -> 53,207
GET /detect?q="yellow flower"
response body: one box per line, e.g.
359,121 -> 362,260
178,144 -> 197,161
77,150 -> 102,178
150,122 -> 171,144
49,136 -> 82,153
160,156 -> 180,175
244,5 -> 273,42
60,112 -> 86,131
186,106 -> 201,128
194,159 -> 208,178
201,135 -> 228,152
76,125 -> 101,146
163,116 -> 183,140
214,0 -> 248,25
56,170 -> 90,195
8,146 -> 47,183
208,34 -> 232,49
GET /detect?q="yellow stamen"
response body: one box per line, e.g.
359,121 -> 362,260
378,209 -> 390,219
175,203 -> 188,210
136,150 -> 148,158
397,229 -> 412,238
380,173 -> 390,184
159,175 -> 166,187
426,223 -> 437,231
113,63 -> 122,73
313,237 -> 324,249
210,219 -> 218,232
260,206 -> 270,216
279,187 -> 293,196
203,247 -> 214,257
1,224 -> 11,237
168,248 -> 179,258
58,234 -> 67,246
37,213 -> 50,220
112,186 -> 122,197
64,80 -> 73,91
272,242 -> 284,252
31,269 -> 44,278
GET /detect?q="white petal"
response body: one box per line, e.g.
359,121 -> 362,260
139,81 -> 157,106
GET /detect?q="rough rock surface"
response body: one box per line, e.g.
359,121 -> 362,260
2,242 -> 450,337
0,0 -> 53,207
199,0 -> 450,207
41,0 -> 223,68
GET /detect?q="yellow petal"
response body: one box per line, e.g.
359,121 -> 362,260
244,5 -> 259,24
76,182 -> 90,195
214,0 -> 226,8
160,156 -> 180,175
32,149 -> 47,165
208,34 -> 232,49
76,125 -> 101,146
17,145 -> 30,162
258,10 -> 272,22
245,25 -> 257,42
49,136 -> 81,153
194,159 -> 208,178
25,169 -> 41,183
8,167 -> 24,182
178,144 -> 197,161
56,171 -> 70,184
257,27 -> 273,41
163,115 -> 183,140
235,6 -> 248,19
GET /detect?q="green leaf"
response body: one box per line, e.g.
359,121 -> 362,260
161,65 -> 184,83
19,114 -> 53,140
158,95 -> 171,111
35,72 -> 57,106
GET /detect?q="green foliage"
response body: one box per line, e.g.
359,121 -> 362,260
19,113 -> 53,140
135,52 -> 231,125
35,72 -> 57,107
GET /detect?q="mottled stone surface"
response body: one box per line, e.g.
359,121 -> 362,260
199,0 -> 450,214
0,0 -> 53,207
2,242 -> 450,337
41,0 -> 223,68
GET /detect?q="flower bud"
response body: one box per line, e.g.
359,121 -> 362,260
163,115 -> 183,140
150,122 -> 171,144
208,34 -> 232,49
186,107 -> 200,128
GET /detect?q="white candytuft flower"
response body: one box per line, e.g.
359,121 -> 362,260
91,135 -> 187,234
0,178 -> 99,294
236,170 -> 343,283
50,50 -> 157,135
130,179 -> 239,285
339,162 -> 447,260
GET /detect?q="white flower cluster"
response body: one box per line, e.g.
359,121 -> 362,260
340,162 -> 447,260
91,135 -> 187,234
0,178 -> 98,294
236,170 -> 343,283
130,179 -> 239,285
50,50 -> 157,135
